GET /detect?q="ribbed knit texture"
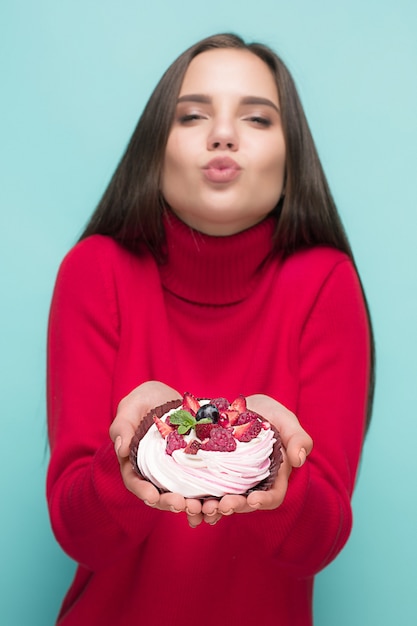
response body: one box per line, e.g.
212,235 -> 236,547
160,210 -> 276,304
47,212 -> 370,626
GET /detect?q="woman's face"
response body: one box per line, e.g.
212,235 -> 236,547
161,48 -> 286,236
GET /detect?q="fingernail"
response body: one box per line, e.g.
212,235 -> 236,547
209,519 -> 219,526
222,509 -> 234,516
298,447 -> 307,467
249,502 -> 261,510
144,500 -> 157,507
114,436 -> 122,454
170,506 -> 181,513
206,510 -> 218,517
188,522 -> 197,529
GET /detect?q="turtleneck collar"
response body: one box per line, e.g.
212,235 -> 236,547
158,210 -> 277,305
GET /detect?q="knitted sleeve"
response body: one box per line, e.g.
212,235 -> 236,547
46,237 -> 158,570
242,258 -> 371,576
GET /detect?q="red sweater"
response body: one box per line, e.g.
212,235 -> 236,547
47,212 -> 370,626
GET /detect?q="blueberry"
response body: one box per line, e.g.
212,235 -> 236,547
196,404 -> 219,423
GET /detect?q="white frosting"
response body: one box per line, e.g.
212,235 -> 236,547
137,405 -> 276,498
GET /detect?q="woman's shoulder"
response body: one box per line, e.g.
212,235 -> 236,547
279,246 -> 354,285
61,234 -> 137,264
276,246 -> 359,303
52,236 -> 159,308
58,235 -> 154,278
281,245 -> 351,275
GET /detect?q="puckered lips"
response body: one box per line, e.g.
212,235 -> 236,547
202,157 -> 242,183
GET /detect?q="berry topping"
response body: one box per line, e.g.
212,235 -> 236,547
168,408 -> 211,435
231,395 -> 247,413
233,419 -> 262,442
196,404 -> 219,423
166,430 -> 187,455
195,421 -> 216,441
210,397 -> 230,411
218,412 -> 232,428
151,393 -> 271,458
153,415 -> 174,439
182,392 -> 200,416
235,410 -> 262,425
201,426 -> 237,452
222,409 -> 239,425
184,439 -> 201,455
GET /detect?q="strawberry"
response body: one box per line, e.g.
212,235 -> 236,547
153,414 -> 174,439
182,392 -> 200,416
184,439 -> 201,455
195,421 -> 216,441
235,410 -> 261,425
201,427 -> 237,452
233,419 -> 262,442
223,409 -> 239,426
166,430 -> 187,455
231,395 -> 247,413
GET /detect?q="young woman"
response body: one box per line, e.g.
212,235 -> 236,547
47,33 -> 374,626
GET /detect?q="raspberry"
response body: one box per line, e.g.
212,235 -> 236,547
201,427 -> 237,452
235,410 -> 261,425
231,395 -> 247,413
153,415 -> 174,439
233,419 -> 262,442
182,392 -> 200,416
195,422 -> 216,441
218,412 -> 231,428
166,430 -> 187,455
210,397 -> 230,411
184,439 -> 201,455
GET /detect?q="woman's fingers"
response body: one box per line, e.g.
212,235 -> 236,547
118,455 -> 161,503
246,394 -> 313,468
247,452 -> 291,510
109,381 -> 181,457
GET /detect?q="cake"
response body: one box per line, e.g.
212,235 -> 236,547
129,392 -> 283,499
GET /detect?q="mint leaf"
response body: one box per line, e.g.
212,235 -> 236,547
168,410 -> 213,434
169,410 -> 196,434
169,410 -> 195,424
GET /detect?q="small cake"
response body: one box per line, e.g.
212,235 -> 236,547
129,392 -> 283,498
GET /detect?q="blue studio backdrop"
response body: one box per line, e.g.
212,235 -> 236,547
1,1 -> 416,624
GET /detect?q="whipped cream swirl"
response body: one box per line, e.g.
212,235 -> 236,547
137,406 -> 276,498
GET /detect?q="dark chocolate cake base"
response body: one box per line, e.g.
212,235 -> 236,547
129,399 -> 283,499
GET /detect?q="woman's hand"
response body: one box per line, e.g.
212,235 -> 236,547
201,394 -> 313,524
247,394 -> 313,468
109,381 -> 204,526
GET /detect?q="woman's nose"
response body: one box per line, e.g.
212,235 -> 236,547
207,118 -> 238,151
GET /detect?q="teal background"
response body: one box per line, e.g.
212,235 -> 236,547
1,1 -> 416,624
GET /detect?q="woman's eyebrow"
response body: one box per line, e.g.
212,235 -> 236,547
177,94 -> 211,104
176,94 -> 279,113
240,96 -> 280,113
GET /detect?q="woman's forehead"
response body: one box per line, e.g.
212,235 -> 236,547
178,48 -> 279,105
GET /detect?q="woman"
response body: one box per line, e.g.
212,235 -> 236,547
47,33 -> 374,625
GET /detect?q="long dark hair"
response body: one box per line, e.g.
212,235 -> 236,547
80,33 -> 375,427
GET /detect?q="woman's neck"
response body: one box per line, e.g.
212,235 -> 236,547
158,209 -> 276,305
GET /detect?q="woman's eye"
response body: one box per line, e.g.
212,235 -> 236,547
246,116 -> 272,127
178,113 -> 205,123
